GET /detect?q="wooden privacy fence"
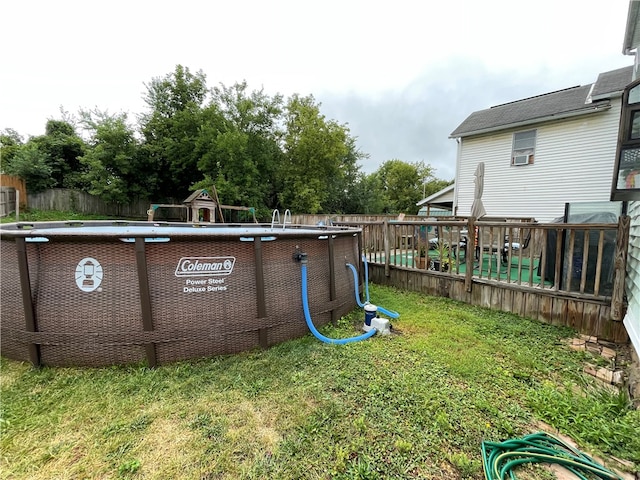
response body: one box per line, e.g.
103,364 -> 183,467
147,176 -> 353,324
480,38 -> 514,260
0,175 -> 27,210
27,189 -> 150,218
0,187 -> 17,217
326,216 -> 630,343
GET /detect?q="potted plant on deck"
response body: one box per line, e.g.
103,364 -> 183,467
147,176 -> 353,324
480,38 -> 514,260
431,241 -> 451,272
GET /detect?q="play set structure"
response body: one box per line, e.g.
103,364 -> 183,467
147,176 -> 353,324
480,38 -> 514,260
147,187 -> 258,223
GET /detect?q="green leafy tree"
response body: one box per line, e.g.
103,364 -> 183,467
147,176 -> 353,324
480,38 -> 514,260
354,172 -> 387,214
373,159 -> 434,214
140,65 -> 208,200
279,94 -> 354,214
322,137 -> 366,214
195,82 -> 284,215
79,110 -> 149,204
0,129 -> 24,172
30,120 -> 86,188
4,143 -> 54,192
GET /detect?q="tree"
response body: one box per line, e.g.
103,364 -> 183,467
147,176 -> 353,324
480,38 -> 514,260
195,82 -> 285,215
0,129 -> 24,172
279,94 -> 355,214
4,143 -> 54,192
354,172 -> 387,214
140,65 -> 209,200
29,120 -> 87,189
322,137 -> 366,214
372,159 -> 434,214
79,110 -> 149,204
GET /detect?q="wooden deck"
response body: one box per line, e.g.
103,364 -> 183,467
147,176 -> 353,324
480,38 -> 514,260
294,214 -> 630,343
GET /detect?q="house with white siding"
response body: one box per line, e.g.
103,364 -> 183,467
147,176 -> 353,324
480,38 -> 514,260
620,1 -> 640,388
448,0 -> 640,389
449,66 -> 632,222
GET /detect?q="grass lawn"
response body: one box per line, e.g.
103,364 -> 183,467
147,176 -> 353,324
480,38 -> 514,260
1,285 -> 639,479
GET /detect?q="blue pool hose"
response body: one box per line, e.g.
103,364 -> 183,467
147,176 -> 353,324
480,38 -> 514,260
345,262 -> 367,308
345,255 -> 399,319
300,257 -> 377,344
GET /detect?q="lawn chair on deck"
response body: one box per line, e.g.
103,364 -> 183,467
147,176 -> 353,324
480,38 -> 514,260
504,226 -> 536,265
475,220 -> 508,265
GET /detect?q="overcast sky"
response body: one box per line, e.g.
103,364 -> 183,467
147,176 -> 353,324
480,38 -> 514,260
0,0 -> 634,180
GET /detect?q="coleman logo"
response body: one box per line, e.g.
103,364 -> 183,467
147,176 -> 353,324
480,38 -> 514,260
175,257 -> 235,277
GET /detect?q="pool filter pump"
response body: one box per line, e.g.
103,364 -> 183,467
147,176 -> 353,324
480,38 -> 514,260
363,303 -> 391,335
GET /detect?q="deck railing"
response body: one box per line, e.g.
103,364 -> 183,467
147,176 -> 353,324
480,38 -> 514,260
328,216 -> 630,325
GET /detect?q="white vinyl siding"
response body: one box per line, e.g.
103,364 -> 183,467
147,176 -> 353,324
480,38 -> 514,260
455,102 -> 622,222
625,201 -> 640,356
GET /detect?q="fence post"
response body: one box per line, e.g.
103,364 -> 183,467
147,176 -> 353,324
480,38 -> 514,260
465,217 -> 475,292
611,214 -> 630,320
383,219 -> 390,277
15,190 -> 19,221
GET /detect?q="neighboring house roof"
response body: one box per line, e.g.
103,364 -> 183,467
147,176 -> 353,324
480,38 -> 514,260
449,66 -> 633,138
416,183 -> 454,207
590,67 -> 633,100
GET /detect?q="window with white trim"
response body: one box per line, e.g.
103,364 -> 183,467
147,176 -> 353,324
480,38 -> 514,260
612,80 -> 640,200
511,130 -> 536,166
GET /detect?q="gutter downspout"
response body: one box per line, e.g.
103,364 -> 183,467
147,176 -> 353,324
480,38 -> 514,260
453,137 -> 462,216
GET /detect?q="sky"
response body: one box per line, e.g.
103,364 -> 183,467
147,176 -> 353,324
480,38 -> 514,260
0,0 -> 635,181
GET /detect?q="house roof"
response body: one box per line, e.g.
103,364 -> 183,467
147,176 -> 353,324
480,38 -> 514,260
590,66 -> 633,100
449,66 -> 633,138
416,183 -> 454,207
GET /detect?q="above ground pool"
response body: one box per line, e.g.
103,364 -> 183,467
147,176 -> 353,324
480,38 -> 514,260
0,220 -> 362,367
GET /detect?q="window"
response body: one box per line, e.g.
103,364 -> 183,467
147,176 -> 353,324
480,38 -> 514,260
511,130 -> 536,166
611,80 -> 640,200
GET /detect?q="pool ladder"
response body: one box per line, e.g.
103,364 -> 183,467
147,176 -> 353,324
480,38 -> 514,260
270,209 -> 291,230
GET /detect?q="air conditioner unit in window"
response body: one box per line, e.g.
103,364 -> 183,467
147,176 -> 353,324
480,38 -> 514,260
513,155 -> 530,166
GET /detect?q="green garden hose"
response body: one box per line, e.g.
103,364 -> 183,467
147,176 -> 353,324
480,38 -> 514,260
481,432 -> 624,480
